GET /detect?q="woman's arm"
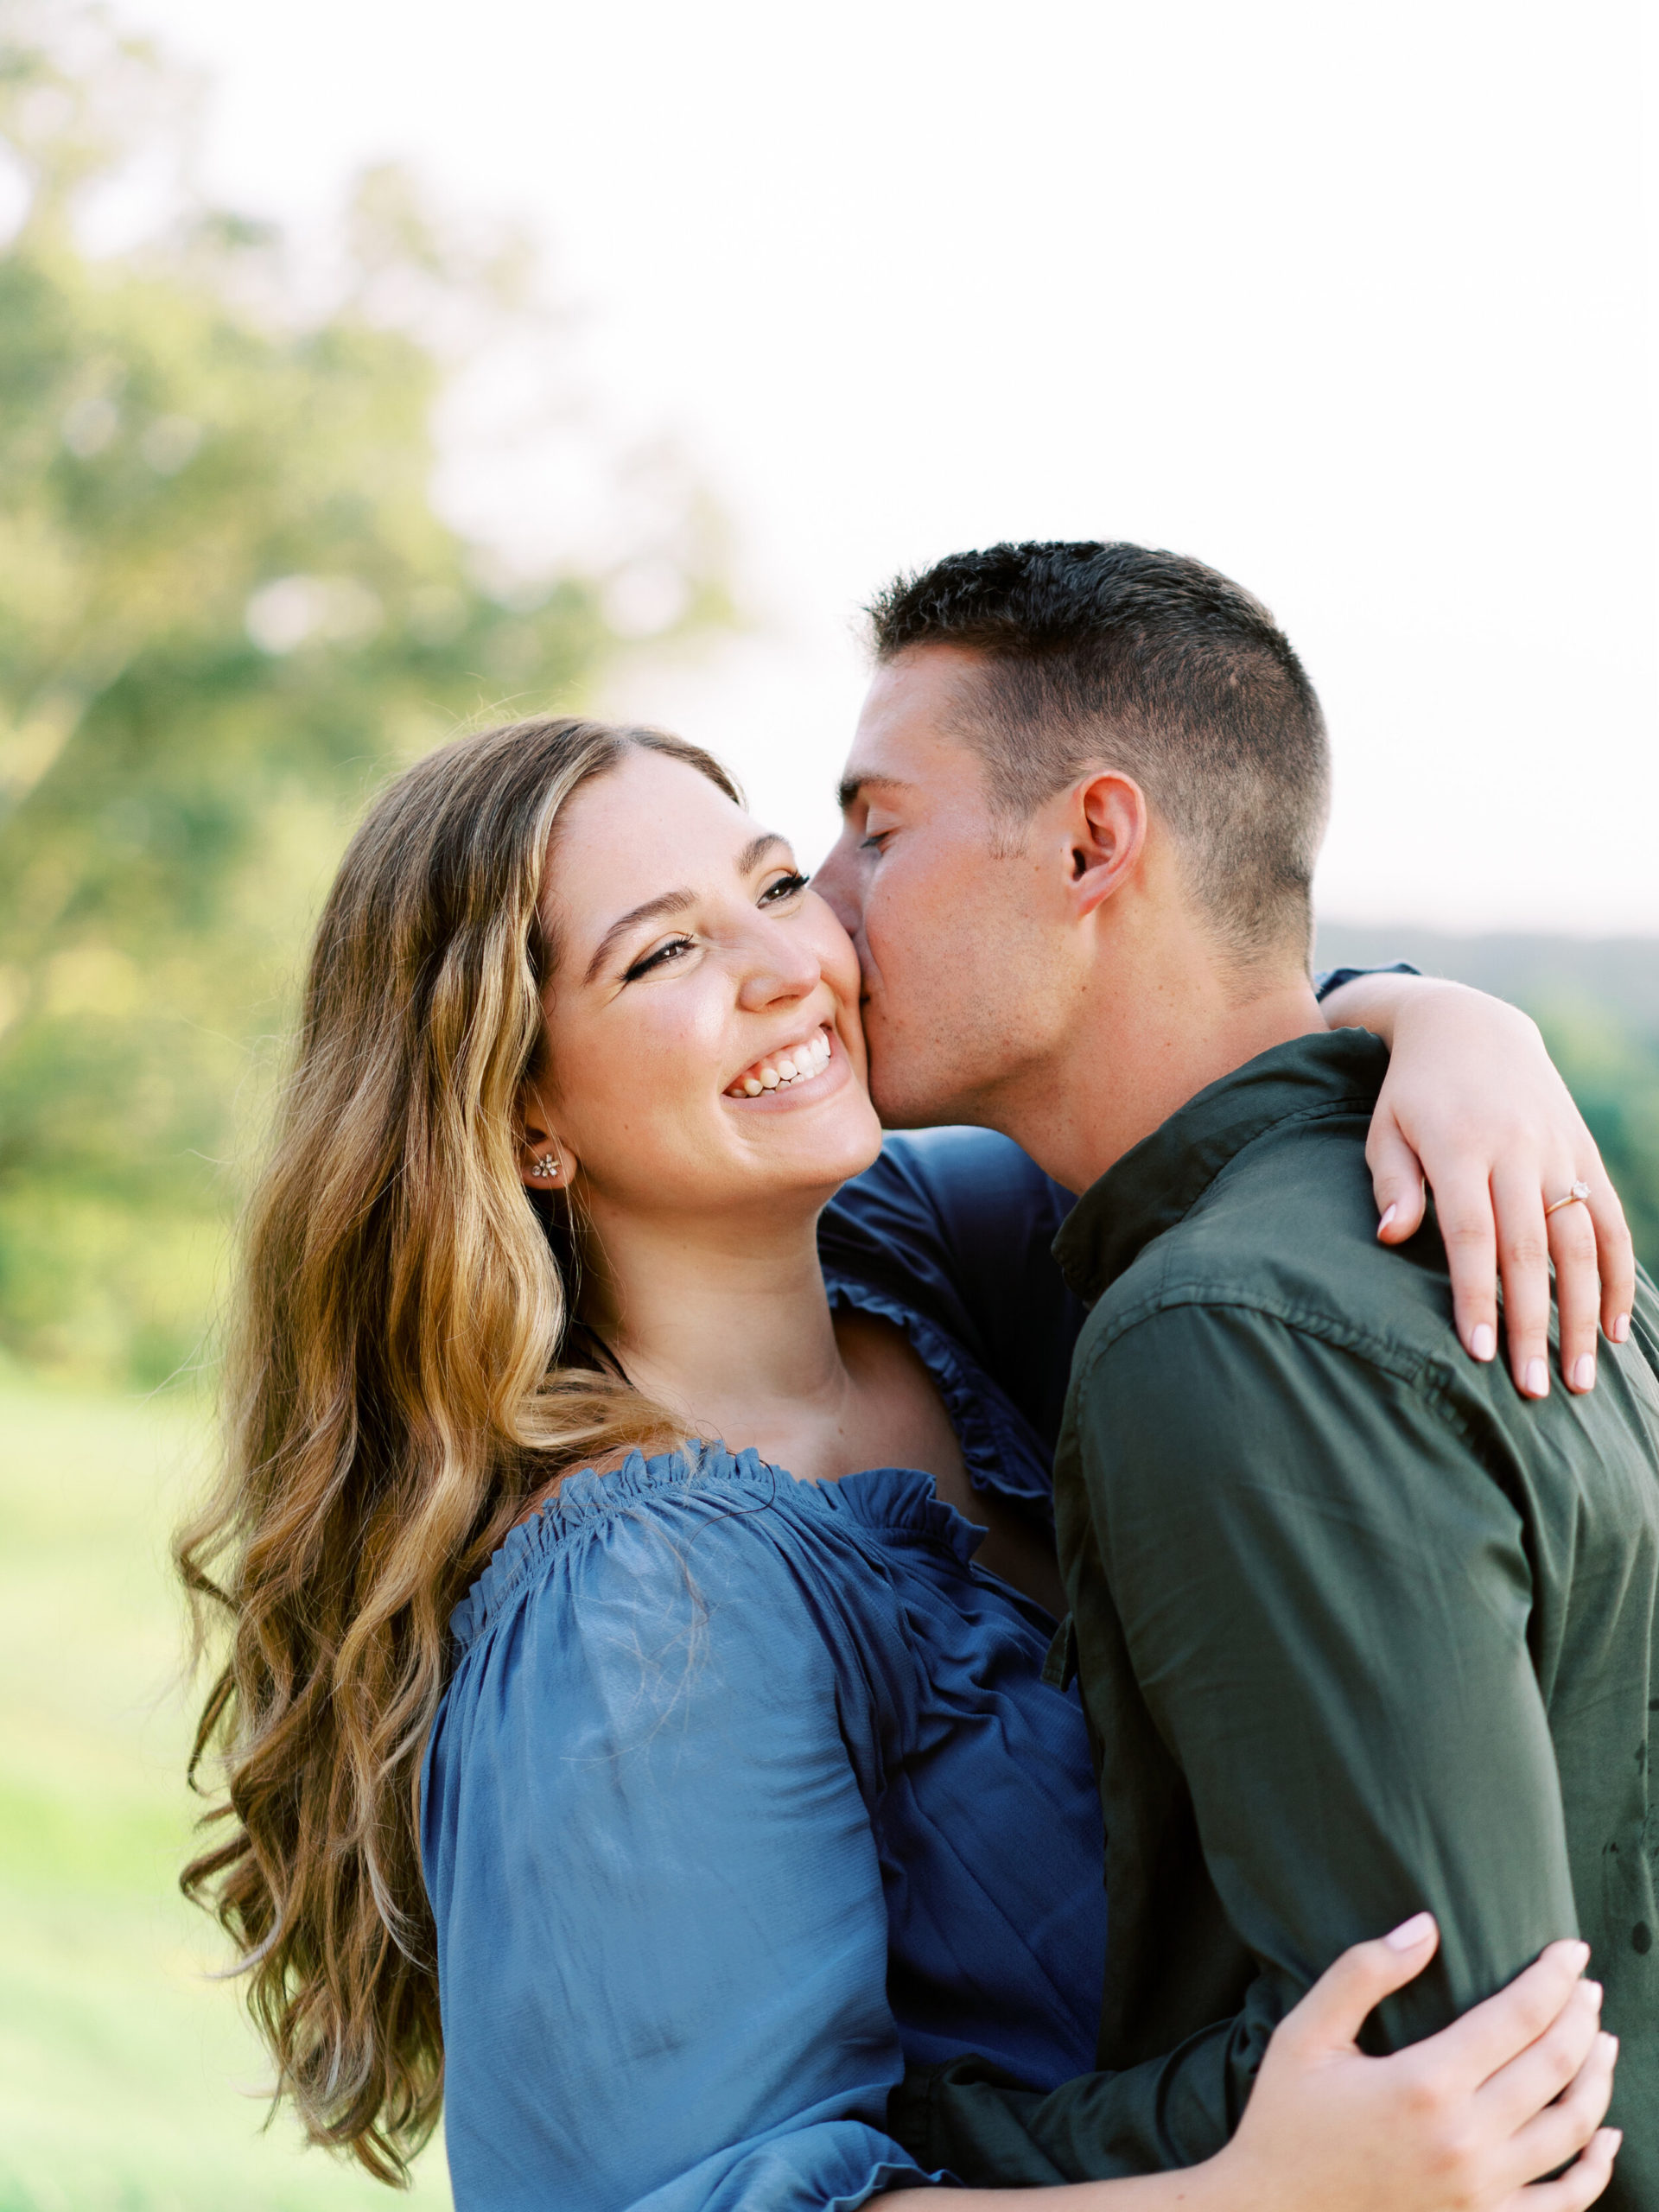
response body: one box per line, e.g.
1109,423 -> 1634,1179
1321,969 -> 1636,1397
881,1920 -> 1618,2212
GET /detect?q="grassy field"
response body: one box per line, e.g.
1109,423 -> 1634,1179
0,1381 -> 451,2212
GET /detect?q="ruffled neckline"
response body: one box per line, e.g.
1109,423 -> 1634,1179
448,1440 -> 986,1650
823,1277 -> 1052,1517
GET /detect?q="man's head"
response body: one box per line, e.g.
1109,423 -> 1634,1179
812,540 -> 1331,1133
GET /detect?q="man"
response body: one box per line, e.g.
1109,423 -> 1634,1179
812,542 -> 1657,2204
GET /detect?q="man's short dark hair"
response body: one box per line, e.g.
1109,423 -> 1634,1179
868,541 -> 1330,964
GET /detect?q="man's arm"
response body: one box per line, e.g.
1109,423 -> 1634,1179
901,1301 -> 1579,2183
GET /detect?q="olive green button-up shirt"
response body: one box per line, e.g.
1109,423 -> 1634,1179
893,1028 -> 1659,2208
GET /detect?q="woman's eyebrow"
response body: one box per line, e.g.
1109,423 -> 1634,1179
737,831 -> 789,873
582,836 -> 792,983
584,888 -> 696,983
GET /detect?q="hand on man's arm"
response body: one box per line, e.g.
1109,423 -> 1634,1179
1318,969 -> 1636,1394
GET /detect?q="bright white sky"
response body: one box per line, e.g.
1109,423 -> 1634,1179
117,0 -> 1659,931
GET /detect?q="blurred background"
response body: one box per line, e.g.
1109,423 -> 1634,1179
1,1 -> 1656,2205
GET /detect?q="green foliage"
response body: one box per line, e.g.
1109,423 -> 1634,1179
0,5 -> 728,1381
1531,1006 -> 1659,1279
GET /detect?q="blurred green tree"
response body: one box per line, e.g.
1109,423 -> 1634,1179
0,4 -> 729,1382
1533,1007 -> 1659,1280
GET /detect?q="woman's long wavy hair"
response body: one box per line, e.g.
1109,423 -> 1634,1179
177,715 -> 741,2183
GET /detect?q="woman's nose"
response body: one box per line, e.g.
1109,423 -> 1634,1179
734,922 -> 821,1011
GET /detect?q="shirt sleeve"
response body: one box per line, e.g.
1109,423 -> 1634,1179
904,1302 -> 1578,2180
422,1505 -> 938,2212
818,1128 -> 1083,1453
1313,960 -> 1419,997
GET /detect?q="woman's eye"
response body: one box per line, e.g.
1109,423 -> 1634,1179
623,935 -> 695,982
760,870 -> 810,905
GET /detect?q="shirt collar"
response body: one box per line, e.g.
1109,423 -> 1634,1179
1052,1027 -> 1391,1304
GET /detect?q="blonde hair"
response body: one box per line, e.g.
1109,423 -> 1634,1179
177,715 -> 742,2182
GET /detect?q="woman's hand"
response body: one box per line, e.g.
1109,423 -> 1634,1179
1215,1915 -> 1620,2212
877,1917 -> 1618,2212
1320,971 -> 1636,1396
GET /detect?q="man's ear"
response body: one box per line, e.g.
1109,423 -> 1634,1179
1067,771 -> 1148,917
518,1089 -> 575,1191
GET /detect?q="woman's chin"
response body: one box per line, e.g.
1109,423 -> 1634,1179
722,1074 -> 883,1194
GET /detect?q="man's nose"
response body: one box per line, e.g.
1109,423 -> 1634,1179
810,835 -> 862,938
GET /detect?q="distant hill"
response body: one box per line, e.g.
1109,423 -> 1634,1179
1315,926 -> 1659,1036
1315,925 -> 1659,1273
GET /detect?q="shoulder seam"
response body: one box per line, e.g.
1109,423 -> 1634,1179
1073,1290 -> 1469,1436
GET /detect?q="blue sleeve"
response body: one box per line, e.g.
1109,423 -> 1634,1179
422,1505 -> 937,2212
1314,961 -> 1418,997
820,1128 -> 1083,1453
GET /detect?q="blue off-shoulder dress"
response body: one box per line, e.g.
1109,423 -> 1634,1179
421,1128 -> 1101,2212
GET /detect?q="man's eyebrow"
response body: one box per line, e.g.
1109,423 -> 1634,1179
836,772 -> 912,812
582,834 -> 791,984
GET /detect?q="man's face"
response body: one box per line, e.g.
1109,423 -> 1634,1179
812,644 -> 1072,1129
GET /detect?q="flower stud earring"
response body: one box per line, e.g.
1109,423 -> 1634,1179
531,1148 -> 563,1181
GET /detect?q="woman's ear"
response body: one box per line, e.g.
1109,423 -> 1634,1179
518,1090 -> 575,1191
1067,771 -> 1148,917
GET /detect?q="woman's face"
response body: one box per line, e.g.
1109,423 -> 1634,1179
530,745 -> 882,1226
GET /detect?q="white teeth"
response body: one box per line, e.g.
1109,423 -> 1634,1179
728,1027 -> 832,1098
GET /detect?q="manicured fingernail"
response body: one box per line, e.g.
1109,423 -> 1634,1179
1384,1911 -> 1436,1950
1471,1323 -> 1496,1362
1567,1940 -> 1592,1972
1524,1357 -> 1548,1397
1612,1313 -> 1630,1344
1573,1354 -> 1596,1392
1376,1203 -> 1397,1236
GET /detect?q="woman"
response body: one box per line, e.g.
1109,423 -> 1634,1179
181,715 -> 1621,2210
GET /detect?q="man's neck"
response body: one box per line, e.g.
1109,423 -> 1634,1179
991,929 -> 1326,1196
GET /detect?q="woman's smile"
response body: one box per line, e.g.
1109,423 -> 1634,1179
723,1020 -> 833,1097
722,1020 -> 849,1109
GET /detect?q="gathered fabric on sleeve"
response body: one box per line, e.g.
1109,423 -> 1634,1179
820,1128 -> 1080,1472
421,1446 -> 948,2212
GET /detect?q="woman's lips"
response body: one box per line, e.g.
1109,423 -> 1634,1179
723,1023 -> 835,1099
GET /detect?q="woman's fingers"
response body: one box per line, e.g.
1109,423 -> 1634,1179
1501,2128 -> 1621,2212
1349,977 -> 1640,1393
1273,1913 -> 1441,2060
1502,2031 -> 1618,2193
1586,1173 -> 1637,1350
1476,1974 -> 1602,2132
1421,1938 -> 1591,2089
1418,1155 -> 1503,1365
1548,1188 -> 1605,1394
1366,1115 -> 1429,1249
1490,1163 -> 1557,1397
